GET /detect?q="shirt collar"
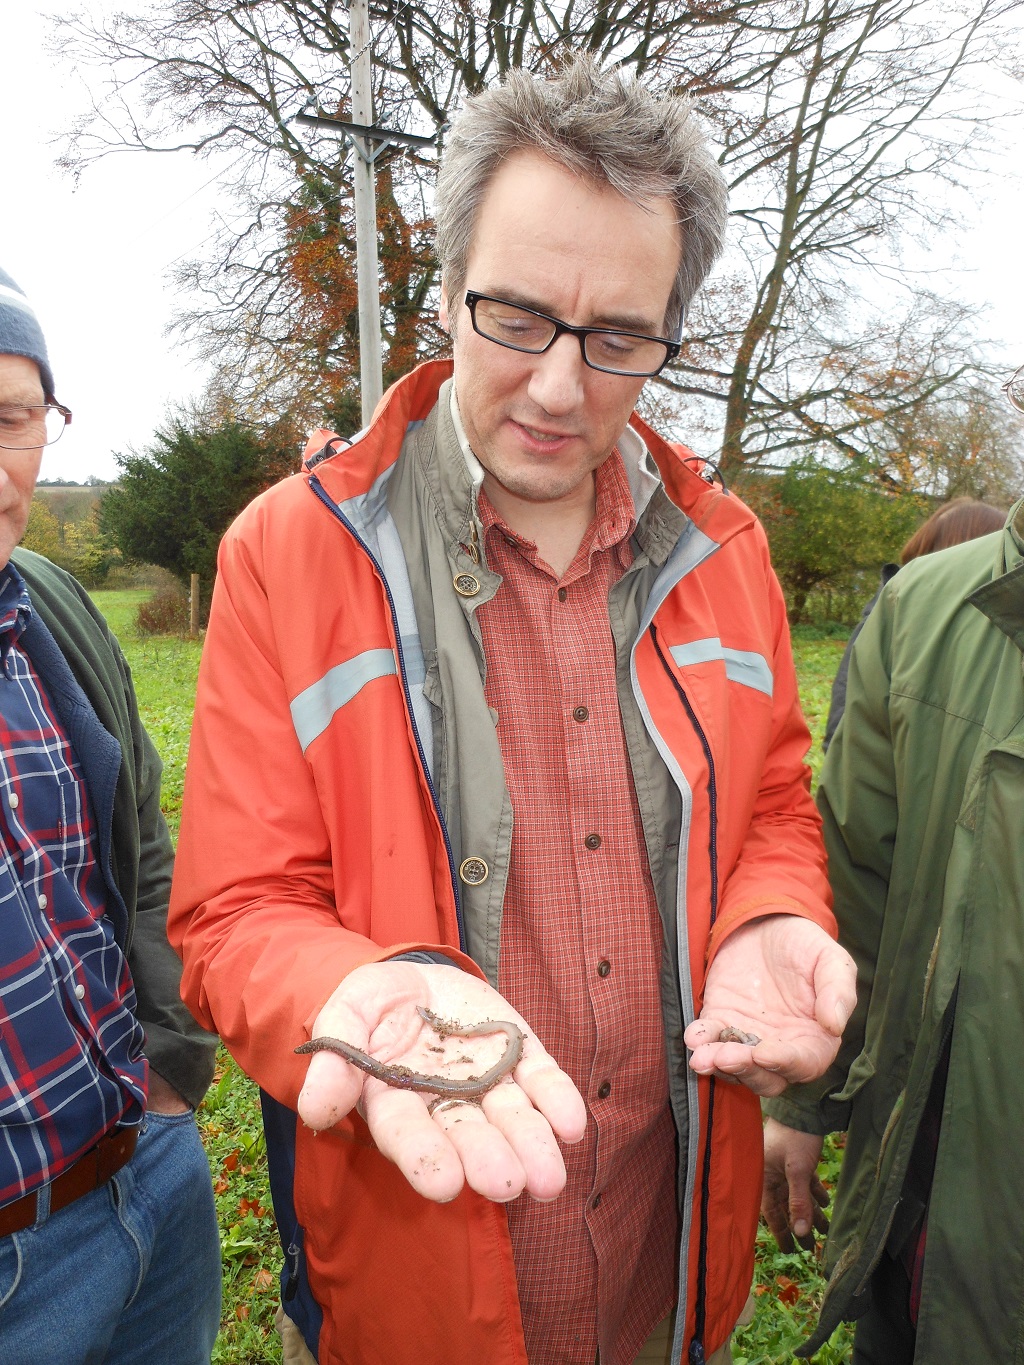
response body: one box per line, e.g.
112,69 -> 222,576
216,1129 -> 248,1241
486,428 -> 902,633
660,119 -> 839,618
448,384 -> 663,525
0,560 -> 33,667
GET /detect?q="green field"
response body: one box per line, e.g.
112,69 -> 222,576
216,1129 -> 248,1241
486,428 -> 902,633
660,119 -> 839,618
90,590 -> 853,1364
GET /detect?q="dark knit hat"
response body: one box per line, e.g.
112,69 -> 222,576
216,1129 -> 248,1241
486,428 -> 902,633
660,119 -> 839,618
0,267 -> 55,399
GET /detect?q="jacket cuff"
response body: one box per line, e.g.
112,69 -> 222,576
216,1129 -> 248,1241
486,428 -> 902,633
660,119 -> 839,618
387,951 -> 464,968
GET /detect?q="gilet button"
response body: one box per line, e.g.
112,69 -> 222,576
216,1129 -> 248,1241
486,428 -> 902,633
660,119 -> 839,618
453,572 -> 481,597
458,856 -> 489,886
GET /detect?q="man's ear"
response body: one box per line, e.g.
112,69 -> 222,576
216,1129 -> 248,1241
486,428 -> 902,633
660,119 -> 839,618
439,282 -> 451,334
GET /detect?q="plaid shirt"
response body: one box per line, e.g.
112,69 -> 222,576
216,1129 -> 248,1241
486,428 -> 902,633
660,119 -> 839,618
0,565 -> 146,1209
478,453 -> 678,1365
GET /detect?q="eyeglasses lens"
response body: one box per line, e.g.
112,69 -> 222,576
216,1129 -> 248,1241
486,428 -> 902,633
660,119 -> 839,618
470,296 -> 669,377
0,406 -> 68,449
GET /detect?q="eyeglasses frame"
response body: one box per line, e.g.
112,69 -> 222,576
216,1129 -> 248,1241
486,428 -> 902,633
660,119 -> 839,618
463,291 -> 681,378
0,402 -> 73,450
1001,364 -> 1024,415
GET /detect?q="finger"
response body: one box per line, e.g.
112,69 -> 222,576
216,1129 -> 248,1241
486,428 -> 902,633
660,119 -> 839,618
812,943 -> 858,1037
766,1216 -> 796,1255
761,1179 -> 797,1254
513,1057 -> 588,1144
687,1046 -> 789,1096
811,1175 -> 831,1211
360,1084 -> 466,1203
482,1081 -> 570,1201
748,1034 -> 840,1086
296,1047 -> 366,1130
687,1037 -> 790,1097
682,1016 -> 732,1050
429,1098 -> 528,1202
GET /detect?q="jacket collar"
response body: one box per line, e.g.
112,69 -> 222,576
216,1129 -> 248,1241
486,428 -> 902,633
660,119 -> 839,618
967,497 -> 1024,653
308,360 -> 758,563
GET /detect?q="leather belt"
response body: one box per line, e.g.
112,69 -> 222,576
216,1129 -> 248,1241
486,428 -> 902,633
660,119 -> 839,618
0,1127 -> 138,1238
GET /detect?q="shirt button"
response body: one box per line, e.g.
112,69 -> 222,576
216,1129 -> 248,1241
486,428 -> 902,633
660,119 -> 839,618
74,984 -> 86,1000
584,833 -> 602,850
38,893 -> 48,910
572,706 -> 590,723
557,587 -> 568,602
591,1193 -> 602,1210
9,792 -> 19,808
597,959 -> 611,978
597,1080 -> 611,1099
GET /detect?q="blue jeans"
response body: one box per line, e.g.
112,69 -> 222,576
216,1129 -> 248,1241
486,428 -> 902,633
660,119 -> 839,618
0,1110 -> 221,1364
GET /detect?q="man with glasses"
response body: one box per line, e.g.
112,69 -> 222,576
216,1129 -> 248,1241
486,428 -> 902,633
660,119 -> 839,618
761,359 -> 1024,1364
171,59 -> 855,1365
0,267 -> 220,1362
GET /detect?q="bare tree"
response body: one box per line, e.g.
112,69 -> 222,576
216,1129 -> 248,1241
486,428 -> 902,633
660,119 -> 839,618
55,0 -> 1019,469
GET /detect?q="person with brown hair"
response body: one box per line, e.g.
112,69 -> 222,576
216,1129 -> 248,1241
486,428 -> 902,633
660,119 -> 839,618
899,496 -> 1007,562
169,56 -> 856,1365
823,496 -> 1007,750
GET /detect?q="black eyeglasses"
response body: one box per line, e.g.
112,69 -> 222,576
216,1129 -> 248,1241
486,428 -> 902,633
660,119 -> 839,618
464,291 -> 680,378
1002,364 -> 1024,415
0,403 -> 72,450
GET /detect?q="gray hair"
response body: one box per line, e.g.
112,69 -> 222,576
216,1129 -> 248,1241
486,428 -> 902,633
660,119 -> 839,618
435,57 -> 728,335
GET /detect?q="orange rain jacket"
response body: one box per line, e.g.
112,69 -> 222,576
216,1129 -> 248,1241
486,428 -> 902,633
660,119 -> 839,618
169,361 -> 834,1365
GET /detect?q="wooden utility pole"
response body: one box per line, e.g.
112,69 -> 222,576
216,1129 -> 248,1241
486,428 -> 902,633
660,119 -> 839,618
295,5 -> 438,427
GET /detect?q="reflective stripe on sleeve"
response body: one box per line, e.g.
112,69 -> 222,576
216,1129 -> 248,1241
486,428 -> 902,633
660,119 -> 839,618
668,638 -> 773,698
290,648 -> 398,752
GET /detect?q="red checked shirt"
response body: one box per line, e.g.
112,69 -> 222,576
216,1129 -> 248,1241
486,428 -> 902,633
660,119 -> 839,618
0,565 -> 146,1209
477,452 -> 679,1365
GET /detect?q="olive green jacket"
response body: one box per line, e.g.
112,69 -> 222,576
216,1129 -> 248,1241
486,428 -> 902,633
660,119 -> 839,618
11,548 -> 216,1109
765,499 -> 1024,1360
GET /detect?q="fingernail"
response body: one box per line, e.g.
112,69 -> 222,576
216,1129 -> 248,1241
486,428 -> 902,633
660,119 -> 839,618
835,1001 -> 848,1031
794,1220 -> 809,1237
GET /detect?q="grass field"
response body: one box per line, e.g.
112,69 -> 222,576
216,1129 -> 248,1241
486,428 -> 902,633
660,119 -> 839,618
90,591 -> 854,1364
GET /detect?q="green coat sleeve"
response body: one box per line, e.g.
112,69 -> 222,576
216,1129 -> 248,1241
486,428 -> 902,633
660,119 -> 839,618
112,631 -> 218,1109
765,584 -> 898,1135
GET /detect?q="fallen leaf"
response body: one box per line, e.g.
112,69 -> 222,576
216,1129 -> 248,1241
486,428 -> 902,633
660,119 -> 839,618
776,1276 -> 800,1306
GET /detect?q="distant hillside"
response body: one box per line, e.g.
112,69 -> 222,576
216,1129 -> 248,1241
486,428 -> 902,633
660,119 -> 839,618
35,482 -> 109,523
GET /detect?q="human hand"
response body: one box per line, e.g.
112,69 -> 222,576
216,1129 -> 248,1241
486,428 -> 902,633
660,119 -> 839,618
146,1069 -> 191,1115
762,1117 -> 829,1253
683,914 -> 856,1097
296,961 -> 587,1205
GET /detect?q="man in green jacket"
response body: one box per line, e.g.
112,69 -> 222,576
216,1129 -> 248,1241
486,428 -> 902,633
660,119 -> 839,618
0,266 -> 220,1363
762,367 -> 1024,1363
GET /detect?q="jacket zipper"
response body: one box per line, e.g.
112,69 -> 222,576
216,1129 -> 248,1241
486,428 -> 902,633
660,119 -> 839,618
307,474 -> 466,952
651,624 -> 719,1365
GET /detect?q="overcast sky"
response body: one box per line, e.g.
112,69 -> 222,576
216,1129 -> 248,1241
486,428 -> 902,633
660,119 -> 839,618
1,2 -> 1022,483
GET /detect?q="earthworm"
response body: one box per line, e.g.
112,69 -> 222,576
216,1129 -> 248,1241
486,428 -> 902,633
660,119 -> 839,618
295,1005 -> 525,1098
718,1026 -> 761,1046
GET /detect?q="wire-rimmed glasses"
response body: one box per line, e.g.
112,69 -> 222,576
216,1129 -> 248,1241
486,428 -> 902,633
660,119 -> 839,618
0,403 -> 73,450
1001,364 -> 1024,415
